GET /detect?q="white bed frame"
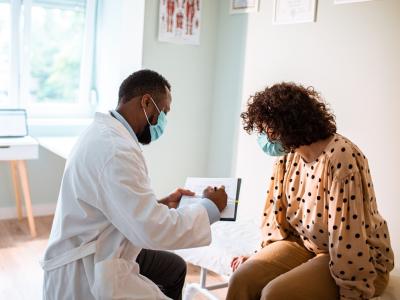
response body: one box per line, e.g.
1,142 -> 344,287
183,267 -> 229,300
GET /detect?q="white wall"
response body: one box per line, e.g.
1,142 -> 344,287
141,0 -> 219,197
206,0 -> 248,178
234,0 -> 400,267
96,0 -> 145,112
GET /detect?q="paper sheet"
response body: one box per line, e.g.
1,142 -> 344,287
180,177 -> 240,220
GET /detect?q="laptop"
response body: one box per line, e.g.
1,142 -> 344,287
0,109 -> 28,138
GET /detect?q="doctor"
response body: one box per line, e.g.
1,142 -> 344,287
41,69 -> 227,300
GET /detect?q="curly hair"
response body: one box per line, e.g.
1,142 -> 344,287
241,82 -> 337,151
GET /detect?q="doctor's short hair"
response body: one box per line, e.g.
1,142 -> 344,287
118,69 -> 171,104
241,82 -> 337,152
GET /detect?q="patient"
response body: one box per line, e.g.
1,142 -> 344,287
227,83 -> 394,300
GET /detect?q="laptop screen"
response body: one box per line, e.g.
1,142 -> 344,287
0,109 -> 28,137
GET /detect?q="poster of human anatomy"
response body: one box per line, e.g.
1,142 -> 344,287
158,0 -> 201,45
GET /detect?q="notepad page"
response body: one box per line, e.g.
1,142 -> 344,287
180,177 -> 238,219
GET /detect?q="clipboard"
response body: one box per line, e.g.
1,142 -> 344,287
180,177 -> 242,221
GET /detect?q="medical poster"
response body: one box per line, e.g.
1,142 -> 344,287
158,0 -> 201,45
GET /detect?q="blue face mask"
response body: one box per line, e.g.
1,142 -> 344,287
257,133 -> 287,156
143,97 -> 167,142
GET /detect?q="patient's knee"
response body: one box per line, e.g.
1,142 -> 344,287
228,264 -> 254,288
260,279 -> 290,300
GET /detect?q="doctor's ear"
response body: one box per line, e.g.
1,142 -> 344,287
140,94 -> 152,108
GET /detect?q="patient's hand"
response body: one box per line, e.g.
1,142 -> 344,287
231,255 -> 249,272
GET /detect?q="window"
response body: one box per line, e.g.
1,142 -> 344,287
2,0 -> 97,118
0,1 -> 11,105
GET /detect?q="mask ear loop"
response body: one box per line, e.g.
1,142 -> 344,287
149,97 -> 162,114
142,96 -> 160,125
143,106 -> 152,125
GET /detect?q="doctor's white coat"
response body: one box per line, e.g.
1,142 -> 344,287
41,112 -> 212,300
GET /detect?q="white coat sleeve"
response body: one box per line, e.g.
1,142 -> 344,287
96,149 -> 212,251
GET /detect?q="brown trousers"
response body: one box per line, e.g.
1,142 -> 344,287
226,238 -> 388,300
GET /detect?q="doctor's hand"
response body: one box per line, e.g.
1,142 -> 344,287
203,186 -> 227,212
231,255 -> 249,272
160,188 -> 195,209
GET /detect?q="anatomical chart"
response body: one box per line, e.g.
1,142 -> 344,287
158,0 -> 201,45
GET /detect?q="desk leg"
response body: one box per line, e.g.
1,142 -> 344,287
10,161 -> 23,221
16,160 -> 37,238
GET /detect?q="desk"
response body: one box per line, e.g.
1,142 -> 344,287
0,136 -> 39,237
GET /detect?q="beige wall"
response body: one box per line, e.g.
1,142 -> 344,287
234,0 -> 400,268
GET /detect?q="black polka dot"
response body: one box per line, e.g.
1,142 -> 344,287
355,233 -> 360,238
317,196 -> 321,200
333,225 -> 338,230
346,244 -> 352,249
348,164 -> 353,169
337,253 -> 342,258
357,252 -> 363,257
351,195 -> 356,200
348,260 -> 353,264
353,214 -> 358,219
340,271 -> 345,275
337,207 -> 342,212
317,213 -> 322,217
341,148 -> 346,152
337,163 -> 341,169
331,148 -> 335,153
308,192 -> 311,196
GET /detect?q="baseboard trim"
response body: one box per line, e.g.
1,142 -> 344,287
0,202 -> 56,220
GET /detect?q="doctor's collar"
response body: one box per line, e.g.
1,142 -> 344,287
110,110 -> 142,152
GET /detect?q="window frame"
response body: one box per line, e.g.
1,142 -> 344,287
6,0 -> 98,118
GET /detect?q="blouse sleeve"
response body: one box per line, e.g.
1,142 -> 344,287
328,171 -> 377,299
260,158 -> 291,248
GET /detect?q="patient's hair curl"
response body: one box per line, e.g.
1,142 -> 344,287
241,82 -> 337,151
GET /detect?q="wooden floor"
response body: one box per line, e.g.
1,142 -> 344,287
0,216 -> 227,300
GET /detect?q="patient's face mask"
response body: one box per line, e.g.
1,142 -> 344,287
257,133 -> 287,156
142,97 -> 167,142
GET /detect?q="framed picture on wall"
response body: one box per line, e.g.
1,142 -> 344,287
334,0 -> 372,4
273,0 -> 317,25
230,0 -> 260,14
158,0 -> 201,45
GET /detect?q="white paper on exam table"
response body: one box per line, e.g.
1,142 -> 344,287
179,177 -> 241,221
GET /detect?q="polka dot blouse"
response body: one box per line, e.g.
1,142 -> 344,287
260,134 -> 394,299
